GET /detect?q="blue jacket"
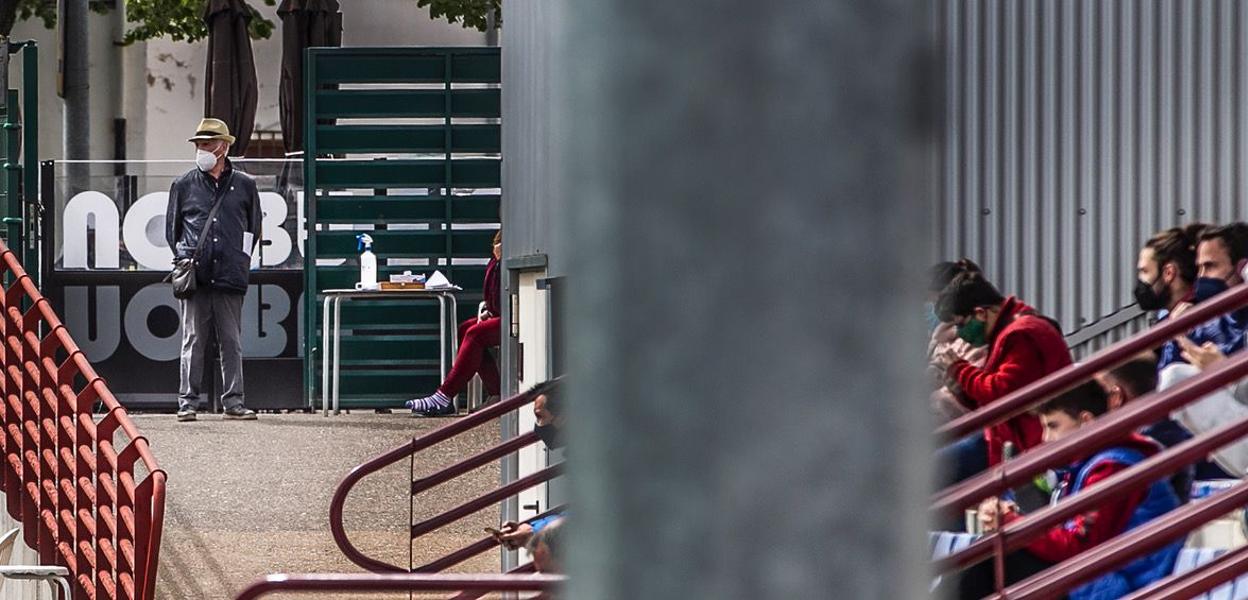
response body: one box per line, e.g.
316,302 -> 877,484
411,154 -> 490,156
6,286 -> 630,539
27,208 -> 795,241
164,163 -> 262,295
1065,447 -> 1183,600
530,511 -> 565,533
1156,307 -> 1248,371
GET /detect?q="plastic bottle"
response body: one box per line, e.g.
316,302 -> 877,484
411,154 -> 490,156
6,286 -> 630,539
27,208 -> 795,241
357,233 -> 377,290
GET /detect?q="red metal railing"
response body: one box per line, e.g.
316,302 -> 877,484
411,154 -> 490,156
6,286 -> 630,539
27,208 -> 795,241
0,242 -> 166,600
234,573 -> 564,600
331,380 -> 562,573
933,283 -> 1248,599
1123,544 -> 1248,599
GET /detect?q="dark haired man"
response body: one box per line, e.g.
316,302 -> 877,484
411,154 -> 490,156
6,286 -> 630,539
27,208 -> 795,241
933,274 -> 1073,467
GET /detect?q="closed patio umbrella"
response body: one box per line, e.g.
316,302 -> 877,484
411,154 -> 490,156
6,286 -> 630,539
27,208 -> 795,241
204,0 -> 260,156
278,0 -> 343,154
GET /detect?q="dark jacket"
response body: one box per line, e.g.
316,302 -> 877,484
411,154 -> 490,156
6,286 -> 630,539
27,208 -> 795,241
1157,291 -> 1248,372
947,297 -> 1074,465
164,163 -> 262,295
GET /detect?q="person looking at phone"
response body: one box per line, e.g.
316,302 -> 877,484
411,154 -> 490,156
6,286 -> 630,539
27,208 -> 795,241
940,381 -> 1183,600
931,272 -> 1072,471
491,380 -> 567,550
1157,223 -> 1248,476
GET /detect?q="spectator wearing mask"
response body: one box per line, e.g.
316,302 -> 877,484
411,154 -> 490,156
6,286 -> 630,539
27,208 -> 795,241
166,118 -> 261,422
494,380 -> 566,550
1096,354 -> 1193,503
944,382 -> 1183,600
1160,223 -> 1248,477
927,260 -> 989,423
1178,223 -> 1248,356
933,273 -> 1073,468
1137,224 -> 1208,371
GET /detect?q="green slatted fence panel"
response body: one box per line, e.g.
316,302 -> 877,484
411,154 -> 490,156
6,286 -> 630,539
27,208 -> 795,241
303,47 -> 501,408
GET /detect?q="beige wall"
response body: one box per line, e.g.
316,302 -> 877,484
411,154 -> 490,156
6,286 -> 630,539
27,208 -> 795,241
11,1 -> 488,163
10,10 -> 124,164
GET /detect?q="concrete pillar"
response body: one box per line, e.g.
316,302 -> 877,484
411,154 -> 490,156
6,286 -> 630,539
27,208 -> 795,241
558,1 -> 935,598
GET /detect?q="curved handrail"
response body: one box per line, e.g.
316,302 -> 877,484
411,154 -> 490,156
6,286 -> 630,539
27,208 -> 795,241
0,243 -> 166,600
330,378 -> 563,572
936,283 -> 1248,441
449,561 -> 541,600
235,573 -> 564,600
412,464 -> 563,539
417,505 -> 566,573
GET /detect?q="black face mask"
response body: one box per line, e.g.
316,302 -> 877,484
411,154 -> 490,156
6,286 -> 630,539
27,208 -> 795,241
535,423 -> 564,450
1134,277 -> 1170,311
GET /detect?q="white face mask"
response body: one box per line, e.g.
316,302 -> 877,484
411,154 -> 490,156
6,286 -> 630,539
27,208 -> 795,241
195,147 -> 220,172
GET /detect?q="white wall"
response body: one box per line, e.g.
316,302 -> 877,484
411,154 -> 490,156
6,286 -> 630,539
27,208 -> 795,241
143,1 -> 487,160
11,2 -> 489,163
10,11 -> 124,164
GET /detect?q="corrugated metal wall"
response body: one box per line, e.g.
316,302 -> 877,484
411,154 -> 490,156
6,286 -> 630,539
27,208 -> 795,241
502,0 -> 570,278
934,0 -> 1248,355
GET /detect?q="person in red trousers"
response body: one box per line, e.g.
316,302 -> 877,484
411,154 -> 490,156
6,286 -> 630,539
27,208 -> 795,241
407,230 -> 502,416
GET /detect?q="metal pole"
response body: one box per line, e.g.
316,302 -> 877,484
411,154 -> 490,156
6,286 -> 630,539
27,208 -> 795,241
485,8 -> 498,47
555,0 -> 934,597
61,0 -> 88,195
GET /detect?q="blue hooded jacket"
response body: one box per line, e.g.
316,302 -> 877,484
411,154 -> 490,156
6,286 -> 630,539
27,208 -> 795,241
1063,447 -> 1184,600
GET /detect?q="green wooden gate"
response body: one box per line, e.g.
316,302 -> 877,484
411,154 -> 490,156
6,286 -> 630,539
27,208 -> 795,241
302,47 -> 501,408
1,42 -> 39,281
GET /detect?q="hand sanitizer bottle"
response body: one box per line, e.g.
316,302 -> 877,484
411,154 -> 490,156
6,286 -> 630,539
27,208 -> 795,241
357,233 -> 377,290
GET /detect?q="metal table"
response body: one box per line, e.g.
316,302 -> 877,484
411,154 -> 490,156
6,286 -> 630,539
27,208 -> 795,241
320,288 -> 459,415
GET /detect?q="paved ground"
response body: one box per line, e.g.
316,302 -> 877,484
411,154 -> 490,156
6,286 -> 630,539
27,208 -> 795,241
133,412 -> 502,600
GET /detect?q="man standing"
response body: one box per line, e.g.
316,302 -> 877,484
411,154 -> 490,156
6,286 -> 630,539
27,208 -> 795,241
165,118 -> 260,422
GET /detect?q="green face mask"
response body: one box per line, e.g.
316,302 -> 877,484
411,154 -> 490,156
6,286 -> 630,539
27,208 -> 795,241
957,317 -> 988,347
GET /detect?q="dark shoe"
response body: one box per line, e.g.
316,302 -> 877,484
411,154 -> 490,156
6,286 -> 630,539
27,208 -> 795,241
410,401 -> 455,418
177,409 -> 197,422
223,406 -> 257,420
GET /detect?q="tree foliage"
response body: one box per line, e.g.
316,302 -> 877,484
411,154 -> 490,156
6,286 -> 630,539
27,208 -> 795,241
0,0 -> 99,36
416,0 -> 499,32
122,0 -> 277,44
0,0 -> 277,42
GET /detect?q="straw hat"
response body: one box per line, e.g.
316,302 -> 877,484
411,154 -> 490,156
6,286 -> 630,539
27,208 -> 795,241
187,118 -> 236,144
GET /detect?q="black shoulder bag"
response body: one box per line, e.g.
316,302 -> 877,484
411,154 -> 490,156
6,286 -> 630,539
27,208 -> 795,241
168,178 -> 230,300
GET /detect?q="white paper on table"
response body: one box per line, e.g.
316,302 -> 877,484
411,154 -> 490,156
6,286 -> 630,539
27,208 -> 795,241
424,270 -> 460,290
242,232 -> 255,255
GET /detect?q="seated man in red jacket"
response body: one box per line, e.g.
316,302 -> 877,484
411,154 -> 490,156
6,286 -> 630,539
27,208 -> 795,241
933,272 -> 1073,472
944,381 -> 1183,600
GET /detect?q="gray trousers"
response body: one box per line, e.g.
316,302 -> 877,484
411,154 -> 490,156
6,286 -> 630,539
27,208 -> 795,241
178,289 -> 245,411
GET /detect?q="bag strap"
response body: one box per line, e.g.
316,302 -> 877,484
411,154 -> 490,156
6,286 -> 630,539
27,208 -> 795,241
190,171 -> 234,262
